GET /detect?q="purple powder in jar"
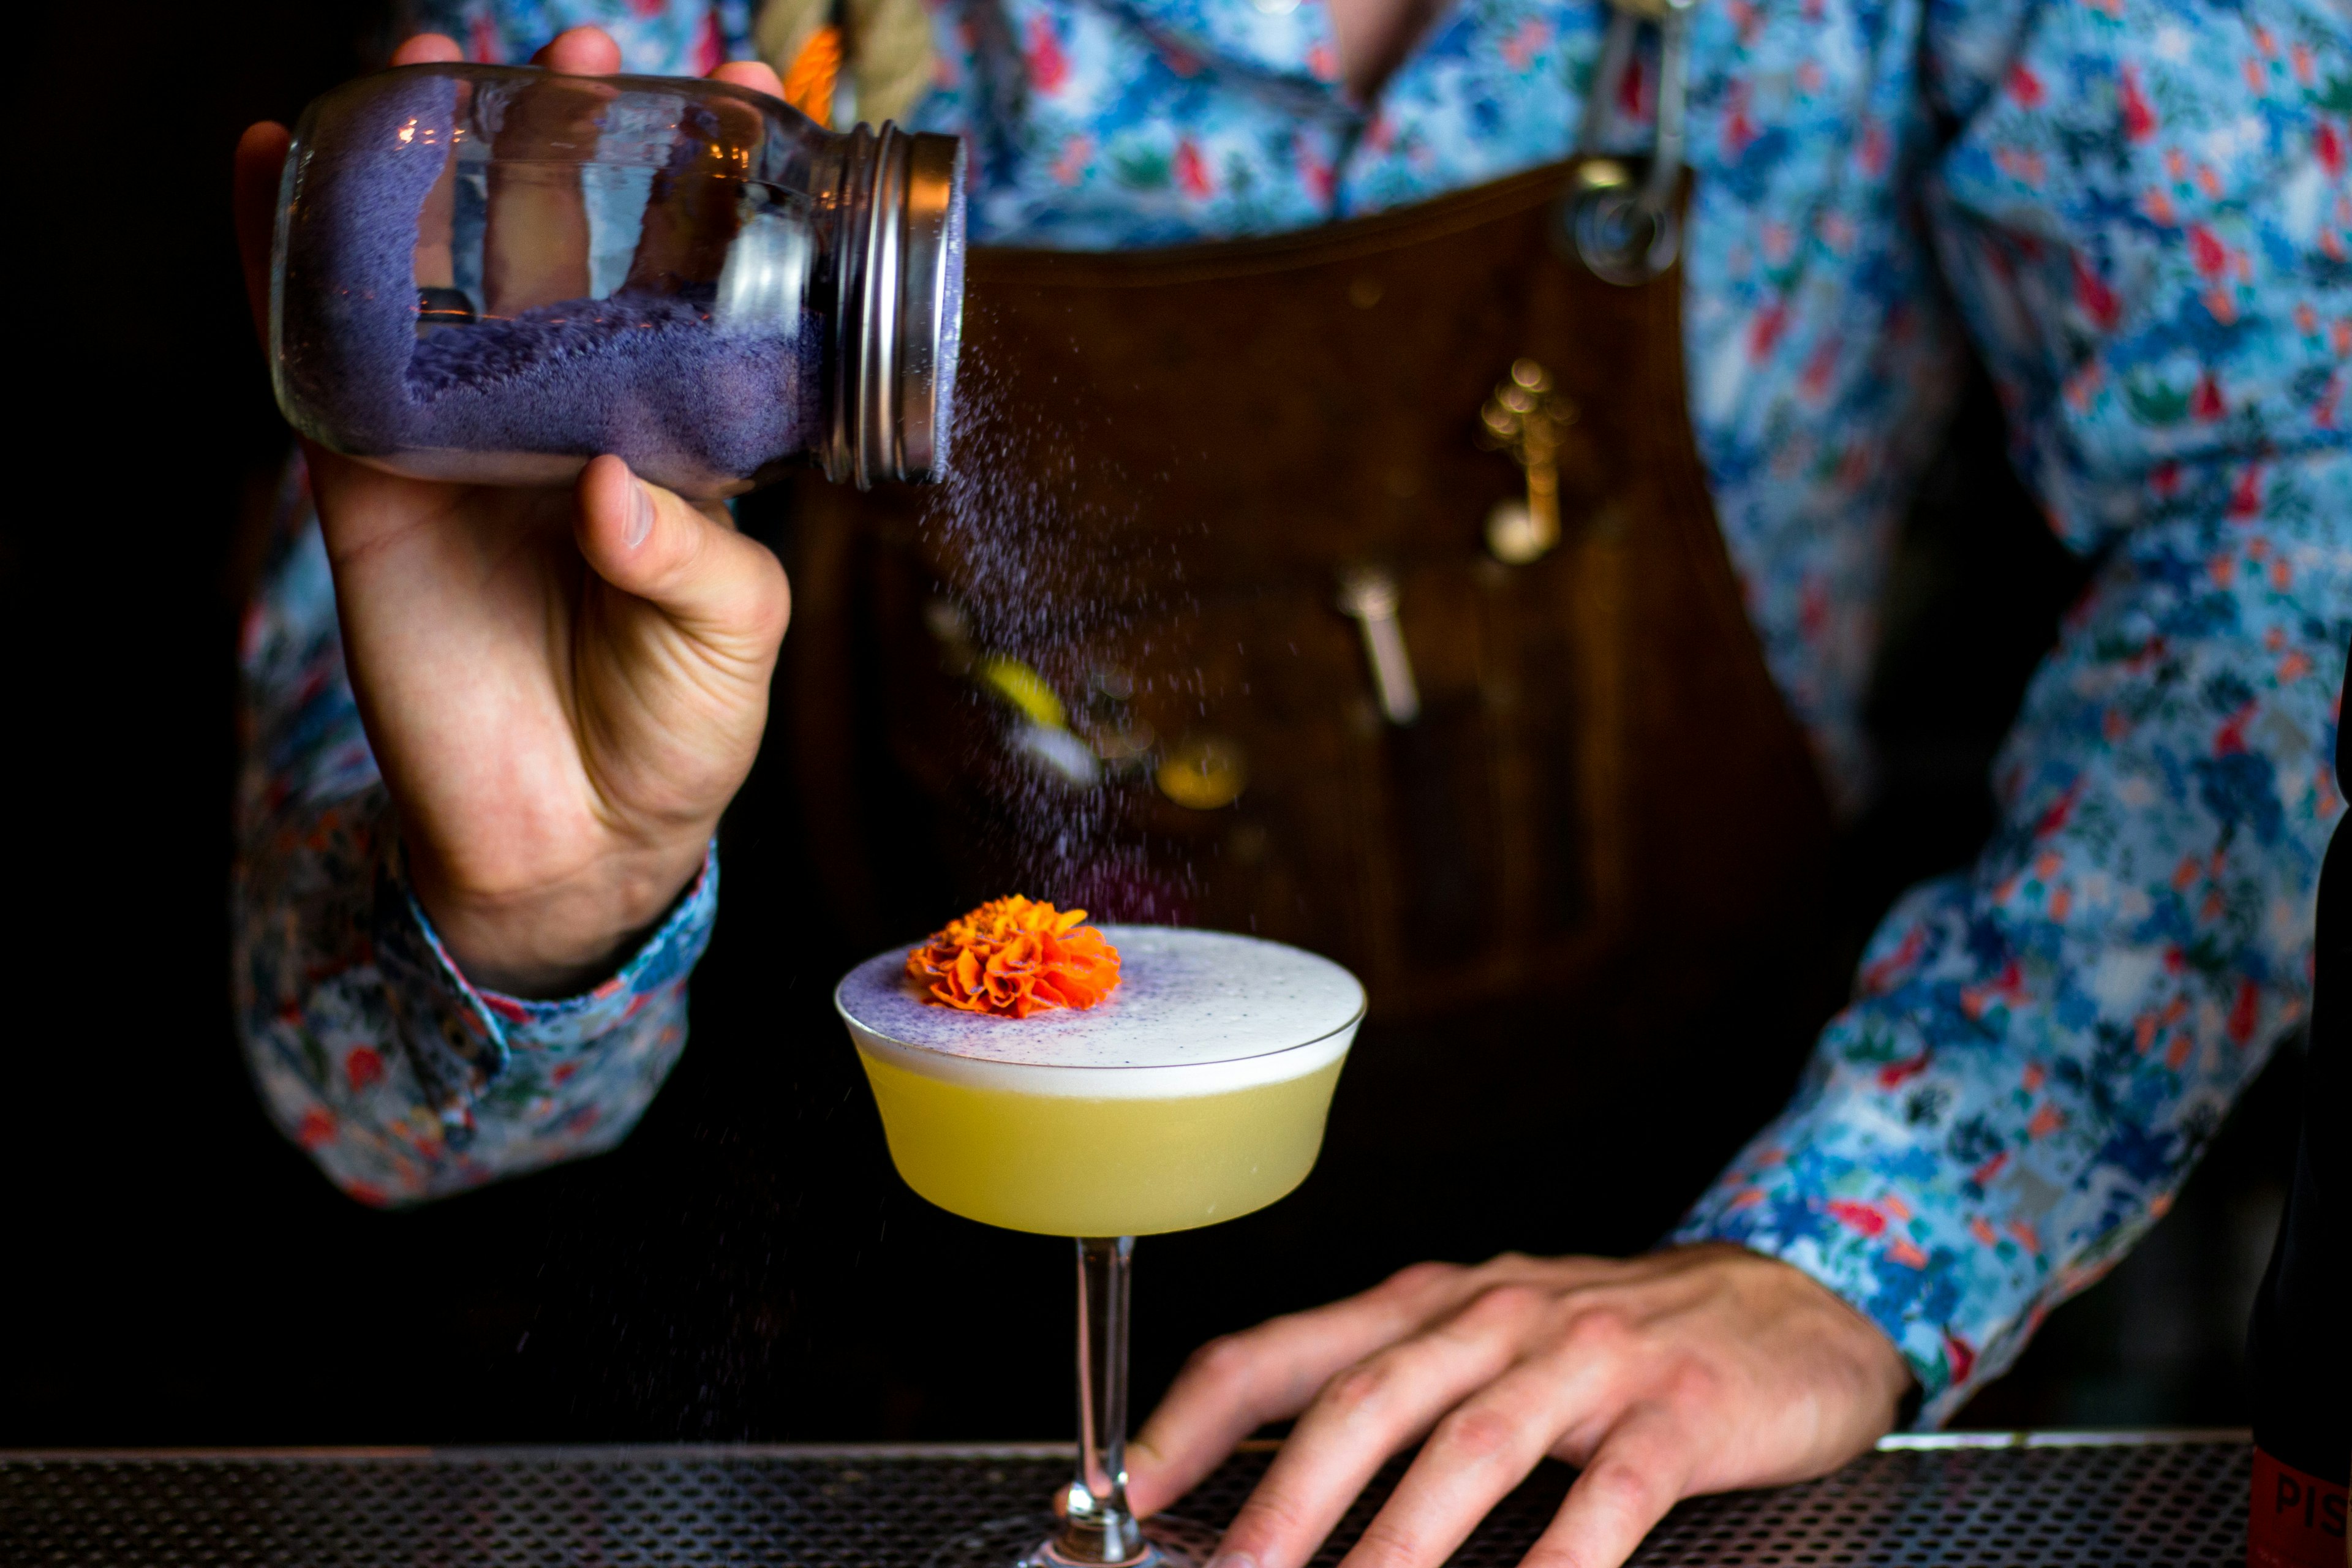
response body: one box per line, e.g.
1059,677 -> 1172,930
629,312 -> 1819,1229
279,70 -> 820,497
401,293 -> 816,491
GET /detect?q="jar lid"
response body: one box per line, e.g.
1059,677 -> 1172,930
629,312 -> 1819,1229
828,123 -> 967,486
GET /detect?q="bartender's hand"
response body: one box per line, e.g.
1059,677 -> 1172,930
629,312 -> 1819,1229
231,29 -> 794,997
1129,1243 -> 1911,1568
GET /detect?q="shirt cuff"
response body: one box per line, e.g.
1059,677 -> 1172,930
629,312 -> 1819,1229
371,839 -> 720,1149
1674,1191 -> 1954,1427
1667,1006 -> 2007,1428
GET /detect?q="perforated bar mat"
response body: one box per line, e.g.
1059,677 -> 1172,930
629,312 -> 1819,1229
1,1435 -> 2248,1566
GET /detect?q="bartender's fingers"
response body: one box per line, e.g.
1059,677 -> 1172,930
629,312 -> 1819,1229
710,59 -> 788,97
391,33 -> 464,65
575,456 -> 791,651
1132,1256 -> 1607,1517
1195,1283 -> 1562,1568
1331,1349 -> 1607,1568
1128,1262 -> 1472,1515
232,123 -> 291,344
1521,1406 -> 1692,1568
532,25 -> 624,73
481,33 -> 614,314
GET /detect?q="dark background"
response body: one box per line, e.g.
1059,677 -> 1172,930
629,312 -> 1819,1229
1,2 -> 2298,1446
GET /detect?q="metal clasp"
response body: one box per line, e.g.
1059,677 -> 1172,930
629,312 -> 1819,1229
1566,0 -> 1693,285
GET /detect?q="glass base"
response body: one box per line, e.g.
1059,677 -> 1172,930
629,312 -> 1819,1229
923,1513 -> 1223,1568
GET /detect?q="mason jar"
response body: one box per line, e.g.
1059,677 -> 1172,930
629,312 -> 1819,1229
270,63 -> 965,498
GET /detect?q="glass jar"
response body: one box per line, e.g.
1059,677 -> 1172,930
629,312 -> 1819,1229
270,64 -> 965,498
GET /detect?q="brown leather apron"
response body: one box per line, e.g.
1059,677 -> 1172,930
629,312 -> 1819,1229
769,156 -> 1844,1308
786,157 -> 1831,1018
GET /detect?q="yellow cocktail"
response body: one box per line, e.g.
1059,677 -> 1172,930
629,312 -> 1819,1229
852,1046 -> 1346,1235
835,923 -> 1365,1568
839,925 -> 1362,1235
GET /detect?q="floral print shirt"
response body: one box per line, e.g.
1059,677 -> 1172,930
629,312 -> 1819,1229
241,0 -> 2352,1422
236,464 -> 719,1205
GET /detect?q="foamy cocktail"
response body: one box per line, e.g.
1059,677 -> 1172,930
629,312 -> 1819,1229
835,914 -> 1364,1568
838,926 -> 1361,1236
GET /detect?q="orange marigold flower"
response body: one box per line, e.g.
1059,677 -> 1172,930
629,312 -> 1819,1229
907,896 -> 1122,1018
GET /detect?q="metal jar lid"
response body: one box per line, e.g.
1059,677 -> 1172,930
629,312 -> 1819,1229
827,123 -> 967,488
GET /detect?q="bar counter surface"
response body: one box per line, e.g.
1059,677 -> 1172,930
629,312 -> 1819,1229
1,1430 -> 2247,1565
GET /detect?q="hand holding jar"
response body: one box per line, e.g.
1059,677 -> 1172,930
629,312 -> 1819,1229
230,28 -> 797,997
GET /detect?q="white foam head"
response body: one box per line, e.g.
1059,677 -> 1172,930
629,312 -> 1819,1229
835,925 -> 1366,1097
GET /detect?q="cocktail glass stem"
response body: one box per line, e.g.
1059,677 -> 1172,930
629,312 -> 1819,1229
1056,1235 -> 1146,1566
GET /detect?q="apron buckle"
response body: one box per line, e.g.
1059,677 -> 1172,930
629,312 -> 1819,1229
1566,0 -> 1692,284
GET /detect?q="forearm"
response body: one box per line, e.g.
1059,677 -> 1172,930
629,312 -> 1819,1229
1678,490 -> 2351,1421
1679,0 -> 2352,1420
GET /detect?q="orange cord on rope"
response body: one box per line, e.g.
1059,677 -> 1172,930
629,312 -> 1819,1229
907,897 -> 1124,1017
782,24 -> 843,126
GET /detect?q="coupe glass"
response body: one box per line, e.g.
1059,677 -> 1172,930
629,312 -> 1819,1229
835,926 -> 1366,1567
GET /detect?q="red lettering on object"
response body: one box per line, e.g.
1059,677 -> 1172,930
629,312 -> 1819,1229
2251,1447 -> 2350,1567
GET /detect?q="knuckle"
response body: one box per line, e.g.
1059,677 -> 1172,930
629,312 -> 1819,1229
1380,1259 -> 1460,1296
1185,1333 -> 1259,1389
1523,1542 -> 1607,1568
1581,1458 -> 1665,1519
1560,1304 -> 1637,1359
1229,1487 -> 1313,1545
1461,1281 -> 1548,1328
1432,1402 -> 1526,1464
1660,1358 -> 1723,1412
1348,1518 -> 1430,1568
1319,1359 -> 1397,1418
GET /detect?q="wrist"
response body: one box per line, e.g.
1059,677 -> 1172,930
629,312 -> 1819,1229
1753,1246 -> 1916,1428
1689,1242 -> 1915,1432
404,830 -> 714,998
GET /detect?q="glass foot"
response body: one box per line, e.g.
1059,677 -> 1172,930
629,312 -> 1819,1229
923,1513 -> 1223,1568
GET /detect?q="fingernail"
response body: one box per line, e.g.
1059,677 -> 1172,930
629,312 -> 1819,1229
1205,1555 -> 1256,1568
624,480 -> 655,549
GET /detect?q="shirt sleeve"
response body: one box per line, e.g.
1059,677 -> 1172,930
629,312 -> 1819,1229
1676,0 -> 2352,1423
232,459 -> 718,1207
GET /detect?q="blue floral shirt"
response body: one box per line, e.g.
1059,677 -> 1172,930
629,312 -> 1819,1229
240,0 -> 2352,1423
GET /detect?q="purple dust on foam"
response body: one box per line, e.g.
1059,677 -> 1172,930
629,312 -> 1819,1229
836,927 -> 1365,1069
280,70 -> 817,494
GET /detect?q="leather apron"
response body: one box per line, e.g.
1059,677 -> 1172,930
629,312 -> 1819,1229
774,153 -> 1843,1281
787,152 -> 1831,991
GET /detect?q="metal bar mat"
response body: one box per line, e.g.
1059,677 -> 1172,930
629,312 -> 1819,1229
1,1437 -> 2248,1566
